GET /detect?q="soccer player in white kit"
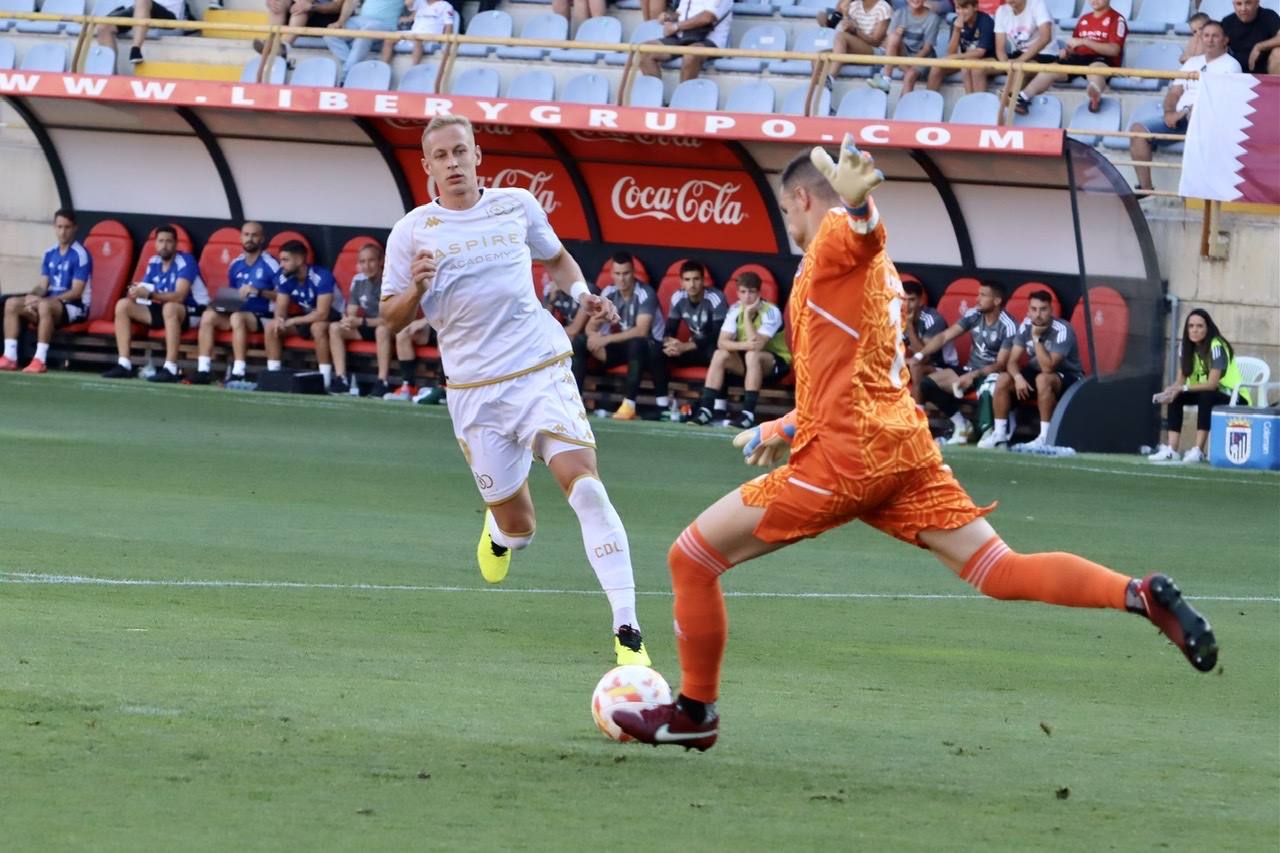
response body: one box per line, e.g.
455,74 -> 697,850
380,115 -> 650,666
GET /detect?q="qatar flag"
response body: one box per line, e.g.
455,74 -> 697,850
1178,74 -> 1280,204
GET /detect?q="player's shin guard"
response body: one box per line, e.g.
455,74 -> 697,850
960,536 -> 1129,609
669,524 -> 730,703
566,476 -> 638,632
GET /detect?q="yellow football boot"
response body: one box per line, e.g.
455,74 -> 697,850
476,510 -> 511,584
614,625 -> 651,666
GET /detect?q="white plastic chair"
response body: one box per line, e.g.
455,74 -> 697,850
1230,357 -> 1272,407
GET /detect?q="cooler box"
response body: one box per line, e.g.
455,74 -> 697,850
1209,406 -> 1280,470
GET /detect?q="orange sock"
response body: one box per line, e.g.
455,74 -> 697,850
961,536 -> 1130,610
668,524 -> 731,703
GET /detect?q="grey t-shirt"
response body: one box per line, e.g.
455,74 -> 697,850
957,308 -> 1017,370
600,282 -> 664,344
913,306 -> 958,368
666,289 -> 727,345
1008,317 -> 1082,377
890,6 -> 943,55
349,274 -> 380,319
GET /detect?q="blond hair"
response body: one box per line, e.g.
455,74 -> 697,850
421,114 -> 475,149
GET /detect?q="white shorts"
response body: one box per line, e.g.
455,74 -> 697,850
449,357 -> 596,505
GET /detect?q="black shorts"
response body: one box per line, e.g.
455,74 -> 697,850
1019,365 -> 1077,393
668,339 -> 717,368
293,308 -> 343,339
358,325 -> 377,342
1058,52 -> 1111,81
108,1 -> 178,34
51,300 -> 86,326
767,356 -> 792,385
1008,50 -> 1058,66
148,301 -> 182,328
660,34 -> 714,49
306,10 -> 338,27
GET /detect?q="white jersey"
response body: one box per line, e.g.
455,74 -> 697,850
382,187 -> 569,387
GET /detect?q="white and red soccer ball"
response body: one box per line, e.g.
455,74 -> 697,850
591,665 -> 672,742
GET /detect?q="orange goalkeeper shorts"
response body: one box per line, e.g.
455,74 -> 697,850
739,460 -> 996,547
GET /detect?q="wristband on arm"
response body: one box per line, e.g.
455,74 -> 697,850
569,281 -> 590,302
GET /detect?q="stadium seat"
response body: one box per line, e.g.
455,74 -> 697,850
892,90 -> 944,122
768,26 -> 833,75
1111,42 -> 1181,91
397,62 -> 439,93
561,71 -> 610,104
507,68 -> 556,100
724,263 -> 780,305
76,220 -> 133,335
1070,286 -> 1128,376
344,59 -> 392,90
130,224 -> 194,285
1005,282 -> 1062,325
657,260 -> 715,313
1105,99 -> 1181,152
724,81 -> 776,113
63,0 -> 109,34
450,66 -> 500,97
949,91 -> 999,125
198,226 -> 243,291
1049,0 -> 1077,28
332,235 -> 381,295
604,19 -> 662,65
19,41 -> 66,72
1229,357 -> 1271,407
1067,96 -> 1120,146
0,0 -> 34,30
291,56 -> 338,88
1128,0 -> 1185,32
627,73 -> 664,107
937,278 -> 982,367
17,0 -> 80,32
781,0 -> 826,17
457,9 -> 512,57
1195,0 -> 1232,21
669,77 -> 719,111
782,84 -> 830,116
734,0 -> 780,15
496,13 -> 567,60
241,55 -> 286,84
714,24 -> 786,72
0,38 -> 15,69
1013,94 -> 1062,129
267,230 -> 313,263
551,15 -> 622,63
594,256 -> 652,289
837,87 -> 887,119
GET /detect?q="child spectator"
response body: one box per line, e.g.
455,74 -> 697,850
834,0 -> 894,64
870,0 -> 942,93
928,0 -> 996,93
382,0 -> 456,66
1017,0 -> 1126,114
1179,11 -> 1209,64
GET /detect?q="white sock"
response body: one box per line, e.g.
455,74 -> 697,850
994,418 -> 1008,438
3,339 -> 16,360
232,359 -> 246,376
951,412 -> 968,430
34,342 -> 49,361
320,364 -> 333,385
486,512 -> 533,550
1039,421 -> 1051,441
713,398 -> 727,411
197,356 -> 211,372
655,396 -> 669,407
118,356 -> 132,369
163,361 -> 178,375
625,398 -> 636,407
267,359 -> 282,371
567,477 -> 638,632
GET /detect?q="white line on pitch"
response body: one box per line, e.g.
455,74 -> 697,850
2,572 -> 1275,603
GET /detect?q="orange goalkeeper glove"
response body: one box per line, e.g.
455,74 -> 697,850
732,410 -> 797,467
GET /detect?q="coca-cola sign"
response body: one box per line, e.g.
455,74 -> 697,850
582,163 -> 776,253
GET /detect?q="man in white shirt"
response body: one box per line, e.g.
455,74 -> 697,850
639,0 -> 733,82
1130,20 -> 1241,192
380,115 -> 651,667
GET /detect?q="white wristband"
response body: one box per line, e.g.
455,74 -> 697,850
569,280 -> 590,302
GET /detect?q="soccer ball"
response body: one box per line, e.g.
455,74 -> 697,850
591,665 -> 672,742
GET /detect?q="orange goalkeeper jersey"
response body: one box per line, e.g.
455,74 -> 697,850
787,200 -> 942,481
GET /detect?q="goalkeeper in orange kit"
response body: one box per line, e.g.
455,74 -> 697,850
614,135 -> 1218,752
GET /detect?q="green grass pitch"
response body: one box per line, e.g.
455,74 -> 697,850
1,372 -> 1277,851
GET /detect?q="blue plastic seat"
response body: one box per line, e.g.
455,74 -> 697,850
1111,41 -> 1181,91
0,0 -> 34,30
714,24 -> 786,72
733,0 -> 776,15
724,80 -> 776,113
768,26 -> 834,75
449,66 -> 500,97
948,91 -> 999,124
892,89 -> 944,122
1013,93 -> 1062,128
551,15 -> 622,62
781,84 -> 831,115
1067,95 -> 1120,146
669,77 -> 719,111
781,0 -> 827,17
506,68 -> 555,100
343,59 -> 392,90
628,73 -> 664,107
0,37 -> 14,68
836,87 -> 887,118
457,9 -> 512,57
495,12 -> 567,60
605,19 -> 662,65
241,54 -> 286,84
291,56 -> 338,87
19,40 -> 65,71
1128,0 -> 1187,33
561,71 -> 610,103
397,62 -> 440,93
1106,98 -> 1182,152
16,0 -> 82,32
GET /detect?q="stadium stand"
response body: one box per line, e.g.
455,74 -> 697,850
198,226 -> 243,290
450,65 -> 501,96
397,62 -> 439,92
669,77 -> 719,110
713,23 -> 786,72
458,9 -> 512,57
0,37 -> 14,68
509,66 -> 556,98
18,38 -> 63,70
241,54 -> 285,83
605,18 -> 661,65
781,84 -> 830,116
561,70 -> 609,103
73,220 -> 134,336
290,55 -> 338,87
1014,94 -> 1063,129
496,11 -> 566,59
893,89 -> 945,122
723,79 -> 775,113
343,59 -> 393,90
549,14 -> 621,62
1068,96 -> 1122,145
268,230 -> 313,263
627,72 -> 664,106
1070,286 -> 1129,377
837,87 -> 888,119
949,91 -> 1000,124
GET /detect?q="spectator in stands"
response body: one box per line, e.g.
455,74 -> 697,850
0,209 -> 91,375
1016,0 -> 1126,114
1130,21 -> 1240,194
326,0 -> 405,80
1179,11 -> 1209,63
192,221 -> 278,385
326,243 -> 389,395
571,252 -> 664,420
381,0 -> 455,65
662,262 -> 726,372
928,0 -> 995,93
869,0 -> 942,93
912,280 -> 1016,444
995,0 -> 1056,113
980,290 -> 1082,449
97,0 -> 189,66
1222,0 -> 1280,75
262,240 -> 344,380
688,271 -> 791,428
903,280 -> 958,405
258,0 -> 344,62
817,0 -> 849,29
1147,309 -> 1250,463
640,0 -> 734,82
831,0 -> 893,69
102,225 -> 208,381
553,0 -> 604,31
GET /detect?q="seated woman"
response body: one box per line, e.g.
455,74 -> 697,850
1148,308 -> 1250,464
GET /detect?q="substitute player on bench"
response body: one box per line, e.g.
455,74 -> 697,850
380,115 -> 650,667
615,136 -> 1217,751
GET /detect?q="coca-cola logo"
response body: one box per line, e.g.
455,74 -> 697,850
425,168 -> 561,214
610,177 -> 745,225
568,130 -> 702,148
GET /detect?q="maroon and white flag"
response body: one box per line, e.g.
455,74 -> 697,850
1179,74 -> 1280,204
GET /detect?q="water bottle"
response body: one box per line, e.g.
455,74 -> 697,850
349,375 -> 360,397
